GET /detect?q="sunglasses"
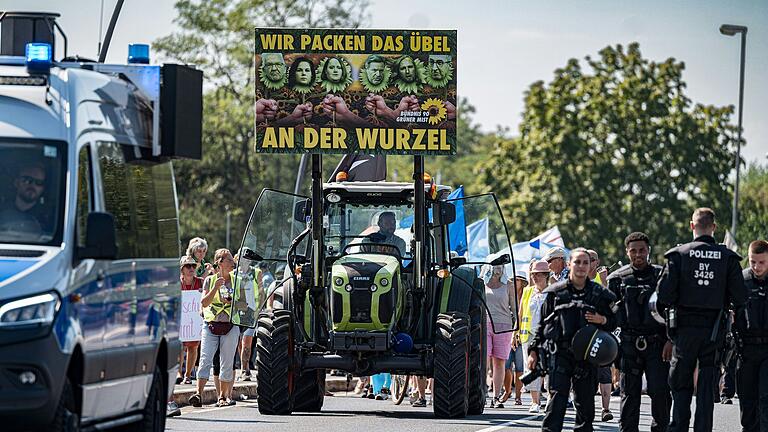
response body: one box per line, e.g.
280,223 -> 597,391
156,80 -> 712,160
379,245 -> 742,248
20,175 -> 45,186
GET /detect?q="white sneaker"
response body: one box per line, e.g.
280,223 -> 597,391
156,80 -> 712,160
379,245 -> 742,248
528,403 -> 540,414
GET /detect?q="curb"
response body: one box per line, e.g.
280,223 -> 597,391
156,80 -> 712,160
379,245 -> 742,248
172,376 -> 359,407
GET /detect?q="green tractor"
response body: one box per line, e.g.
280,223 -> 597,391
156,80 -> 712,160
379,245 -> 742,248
233,157 -> 516,418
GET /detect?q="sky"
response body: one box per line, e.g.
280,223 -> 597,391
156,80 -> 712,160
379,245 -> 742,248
3,0 -> 766,163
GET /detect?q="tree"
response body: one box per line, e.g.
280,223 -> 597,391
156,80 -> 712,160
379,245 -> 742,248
481,43 -> 739,264
737,163 -> 768,248
153,0 -> 369,251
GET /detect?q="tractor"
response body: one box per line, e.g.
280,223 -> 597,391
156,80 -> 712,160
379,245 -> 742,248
232,156 -> 516,418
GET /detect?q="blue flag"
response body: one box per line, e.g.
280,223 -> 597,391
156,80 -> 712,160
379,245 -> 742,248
447,186 -> 466,255
466,218 -> 489,261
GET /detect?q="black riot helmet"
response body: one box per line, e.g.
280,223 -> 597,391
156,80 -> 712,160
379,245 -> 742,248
571,325 -> 619,366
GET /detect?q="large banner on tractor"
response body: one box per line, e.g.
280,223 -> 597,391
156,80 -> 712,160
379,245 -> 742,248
254,28 -> 457,155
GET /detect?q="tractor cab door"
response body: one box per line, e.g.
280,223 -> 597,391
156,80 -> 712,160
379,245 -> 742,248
232,189 -> 309,328
441,193 -> 518,331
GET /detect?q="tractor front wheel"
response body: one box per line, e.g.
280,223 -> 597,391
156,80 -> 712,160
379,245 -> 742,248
256,309 -> 295,415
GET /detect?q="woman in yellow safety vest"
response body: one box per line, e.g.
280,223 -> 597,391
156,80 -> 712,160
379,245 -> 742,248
518,259 -> 551,413
188,248 -> 241,408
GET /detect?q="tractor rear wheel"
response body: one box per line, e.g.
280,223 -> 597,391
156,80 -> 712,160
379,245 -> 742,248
432,312 -> 470,418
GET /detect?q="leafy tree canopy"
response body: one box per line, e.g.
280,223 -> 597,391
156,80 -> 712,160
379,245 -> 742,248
737,163 -> 768,250
481,43 -> 739,264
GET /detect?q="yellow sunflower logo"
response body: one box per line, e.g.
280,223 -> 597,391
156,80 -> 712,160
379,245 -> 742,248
421,98 -> 447,125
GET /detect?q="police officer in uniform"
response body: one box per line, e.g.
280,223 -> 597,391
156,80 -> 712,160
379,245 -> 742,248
734,239 -> 768,432
607,232 -> 672,432
657,208 -> 746,432
528,248 -> 617,431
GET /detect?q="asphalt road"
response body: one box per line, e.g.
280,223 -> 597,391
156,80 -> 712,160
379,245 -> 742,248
167,392 -> 743,431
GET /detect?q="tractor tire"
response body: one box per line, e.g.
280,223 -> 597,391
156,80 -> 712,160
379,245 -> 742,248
467,295 -> 487,415
256,309 -> 295,415
432,312 -> 470,419
292,369 -> 326,412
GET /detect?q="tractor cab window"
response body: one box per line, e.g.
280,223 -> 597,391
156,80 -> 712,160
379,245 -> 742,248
325,202 -> 414,259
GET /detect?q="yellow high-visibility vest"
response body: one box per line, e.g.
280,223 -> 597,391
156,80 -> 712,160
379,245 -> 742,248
519,286 -> 535,343
202,273 -> 239,322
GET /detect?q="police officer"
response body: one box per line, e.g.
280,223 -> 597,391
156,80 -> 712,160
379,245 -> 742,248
657,208 -> 746,432
734,239 -> 768,432
607,232 -> 672,432
528,248 -> 617,431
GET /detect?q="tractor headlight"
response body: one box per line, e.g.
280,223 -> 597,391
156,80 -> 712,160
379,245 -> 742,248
0,292 -> 60,328
345,284 -> 353,292
379,278 -> 389,287
335,277 -> 344,286
370,285 -> 378,292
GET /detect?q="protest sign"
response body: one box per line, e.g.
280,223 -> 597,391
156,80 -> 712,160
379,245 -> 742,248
180,290 -> 203,342
254,28 -> 457,155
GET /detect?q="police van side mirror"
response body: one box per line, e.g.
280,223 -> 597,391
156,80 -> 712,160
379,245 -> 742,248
77,212 -> 118,260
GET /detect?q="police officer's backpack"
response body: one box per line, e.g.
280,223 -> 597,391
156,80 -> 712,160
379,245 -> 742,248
571,325 -> 619,366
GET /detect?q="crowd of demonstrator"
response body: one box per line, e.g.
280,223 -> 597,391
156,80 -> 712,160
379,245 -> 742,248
168,210 -> 768,432
167,237 -> 276,416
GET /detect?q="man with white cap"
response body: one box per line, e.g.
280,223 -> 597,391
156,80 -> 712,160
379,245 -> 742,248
544,247 -> 569,284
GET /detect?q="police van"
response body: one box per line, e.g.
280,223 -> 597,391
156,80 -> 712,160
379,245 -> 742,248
0,11 -> 202,431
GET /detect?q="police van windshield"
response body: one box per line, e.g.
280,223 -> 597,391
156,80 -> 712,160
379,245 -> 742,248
0,139 -> 66,246
325,202 -> 414,258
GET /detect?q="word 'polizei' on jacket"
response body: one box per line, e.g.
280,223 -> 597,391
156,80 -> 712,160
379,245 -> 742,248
657,235 -> 745,320
529,278 -> 617,355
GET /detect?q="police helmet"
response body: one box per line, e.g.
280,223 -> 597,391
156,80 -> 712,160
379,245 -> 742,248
648,291 -> 666,325
571,325 -> 619,366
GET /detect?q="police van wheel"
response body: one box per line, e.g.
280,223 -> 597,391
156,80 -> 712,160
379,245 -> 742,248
466,299 -> 487,415
292,369 -> 326,412
125,366 -> 166,432
51,378 -> 80,432
433,312 -> 470,418
256,309 -> 295,415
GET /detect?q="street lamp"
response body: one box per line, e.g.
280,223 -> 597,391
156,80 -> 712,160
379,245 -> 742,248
719,24 -> 747,243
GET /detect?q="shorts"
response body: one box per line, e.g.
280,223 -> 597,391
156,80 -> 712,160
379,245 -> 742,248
598,366 -> 612,384
505,344 -> 524,371
486,325 -> 514,360
241,326 -> 256,337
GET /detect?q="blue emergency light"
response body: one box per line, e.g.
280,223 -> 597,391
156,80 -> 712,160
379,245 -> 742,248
128,44 -> 150,64
25,43 -> 52,74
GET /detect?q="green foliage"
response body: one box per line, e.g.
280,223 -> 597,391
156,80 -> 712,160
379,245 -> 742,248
155,0 -> 369,252
737,163 -> 768,247
481,43 -> 739,264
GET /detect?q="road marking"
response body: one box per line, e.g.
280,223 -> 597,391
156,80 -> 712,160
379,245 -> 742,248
474,414 -> 541,432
